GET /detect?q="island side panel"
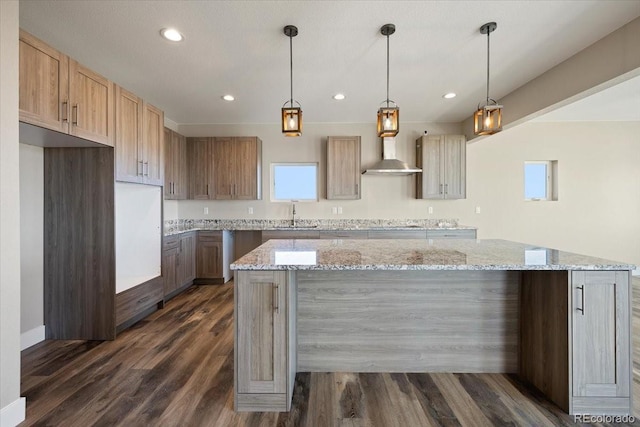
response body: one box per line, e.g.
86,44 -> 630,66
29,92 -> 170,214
296,270 -> 520,373
519,270 -> 570,413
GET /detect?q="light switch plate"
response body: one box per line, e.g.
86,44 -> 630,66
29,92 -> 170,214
204,207 -> 209,215
475,207 -> 481,214
332,207 -> 338,214
248,207 -> 254,214
428,207 -> 433,214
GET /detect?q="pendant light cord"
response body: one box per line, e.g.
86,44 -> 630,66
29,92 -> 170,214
289,33 -> 294,107
386,32 -> 390,107
486,29 -> 490,103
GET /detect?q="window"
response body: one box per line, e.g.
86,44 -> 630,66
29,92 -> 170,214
271,163 -> 318,201
524,161 -> 558,201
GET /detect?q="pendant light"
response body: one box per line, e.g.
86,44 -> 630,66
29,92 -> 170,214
377,24 -> 399,137
282,25 -> 302,137
474,22 -> 503,136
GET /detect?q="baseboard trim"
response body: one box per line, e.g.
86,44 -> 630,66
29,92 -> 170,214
21,325 -> 45,350
0,397 -> 26,427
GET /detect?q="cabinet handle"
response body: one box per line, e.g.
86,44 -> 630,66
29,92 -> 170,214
576,285 -> 584,315
439,184 -> 443,194
273,283 -> 279,313
61,101 -> 68,122
137,295 -> 151,304
206,184 -> 209,195
171,182 -> 175,195
72,105 -> 78,125
355,183 -> 359,194
445,183 -> 448,195
137,161 -> 143,176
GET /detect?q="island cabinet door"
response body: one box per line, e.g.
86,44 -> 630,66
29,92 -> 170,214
572,271 -> 630,400
236,271 -> 287,394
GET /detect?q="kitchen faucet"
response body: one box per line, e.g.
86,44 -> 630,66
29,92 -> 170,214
291,200 -> 297,227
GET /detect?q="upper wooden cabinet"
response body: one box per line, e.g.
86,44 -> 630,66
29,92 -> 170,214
327,136 -> 361,200
19,30 -> 114,146
164,128 -> 188,200
213,137 -> 262,200
115,85 -> 164,186
416,135 -> 466,200
187,137 -> 215,199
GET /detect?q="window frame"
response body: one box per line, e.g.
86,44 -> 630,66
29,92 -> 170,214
524,160 -> 558,201
270,162 -> 319,202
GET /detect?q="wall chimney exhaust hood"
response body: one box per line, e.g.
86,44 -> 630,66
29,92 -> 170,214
363,137 -> 421,175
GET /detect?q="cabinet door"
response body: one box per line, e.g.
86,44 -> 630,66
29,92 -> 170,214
176,133 -> 188,199
163,128 -> 175,199
443,135 -> 466,199
188,137 -> 214,199
197,239 -> 222,279
327,136 -> 361,200
236,271 -> 287,394
68,59 -> 114,146
572,271 -> 629,398
416,135 -> 443,199
162,247 -> 179,296
142,103 -> 164,186
115,86 -> 143,183
234,137 -> 261,200
213,137 -> 234,199
178,233 -> 196,286
19,30 -> 69,133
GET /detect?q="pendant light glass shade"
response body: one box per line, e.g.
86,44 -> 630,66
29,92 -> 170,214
474,22 -> 503,136
377,24 -> 399,137
282,25 -> 302,137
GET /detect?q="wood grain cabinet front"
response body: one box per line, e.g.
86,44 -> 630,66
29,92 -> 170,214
115,85 -> 164,186
196,232 -> 223,282
19,30 -> 115,146
235,270 -> 295,412
164,128 -> 188,199
213,137 -> 262,200
163,232 -> 196,297
416,135 -> 466,199
327,136 -> 361,200
570,271 -> 631,414
187,137 -> 216,199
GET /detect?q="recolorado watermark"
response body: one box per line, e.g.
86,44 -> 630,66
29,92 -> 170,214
574,414 -> 635,423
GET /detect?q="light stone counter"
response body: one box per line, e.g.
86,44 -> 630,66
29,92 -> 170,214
164,218 -> 475,236
231,238 -> 635,271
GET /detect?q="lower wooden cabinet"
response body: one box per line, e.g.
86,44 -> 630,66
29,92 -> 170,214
571,271 -> 630,414
196,231 -> 234,283
115,276 -> 164,329
235,270 -> 295,411
163,232 -> 196,297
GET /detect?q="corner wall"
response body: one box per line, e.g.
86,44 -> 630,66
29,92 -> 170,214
0,0 -> 26,425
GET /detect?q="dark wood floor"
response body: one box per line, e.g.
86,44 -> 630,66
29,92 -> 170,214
20,280 -> 640,427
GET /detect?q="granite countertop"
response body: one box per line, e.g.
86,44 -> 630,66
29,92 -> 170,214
164,218 -> 476,236
230,238 -> 635,271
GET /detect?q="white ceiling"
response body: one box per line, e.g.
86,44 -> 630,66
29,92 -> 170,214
19,1 -> 640,125
533,74 -> 640,122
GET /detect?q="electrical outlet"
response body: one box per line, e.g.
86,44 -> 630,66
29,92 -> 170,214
204,207 -> 209,215
428,207 -> 433,214
248,207 -> 254,215
475,207 -> 481,214
338,207 -> 343,215
332,207 -> 338,215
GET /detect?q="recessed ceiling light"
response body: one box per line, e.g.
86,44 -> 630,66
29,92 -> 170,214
222,95 -> 235,101
333,93 -> 346,100
443,92 -> 457,99
160,28 -> 184,42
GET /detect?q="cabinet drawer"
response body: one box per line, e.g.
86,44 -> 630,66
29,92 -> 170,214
262,230 -> 320,242
115,276 -> 163,326
367,230 -> 427,239
426,229 -> 477,239
319,230 -> 368,239
198,231 -> 222,242
163,234 -> 180,250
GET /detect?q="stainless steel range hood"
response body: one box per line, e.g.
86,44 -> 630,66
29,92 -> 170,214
363,137 -> 421,175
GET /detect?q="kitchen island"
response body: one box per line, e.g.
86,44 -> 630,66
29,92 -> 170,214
231,239 -> 634,415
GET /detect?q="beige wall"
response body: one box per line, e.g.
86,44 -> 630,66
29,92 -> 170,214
0,0 -> 24,422
172,120 -> 640,268
176,122 -> 461,220
19,144 -> 44,334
